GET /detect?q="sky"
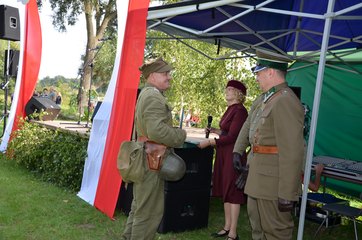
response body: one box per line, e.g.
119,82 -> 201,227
38,2 -> 86,79
37,1 -> 162,80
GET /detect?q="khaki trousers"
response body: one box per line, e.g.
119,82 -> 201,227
247,197 -> 294,240
121,169 -> 164,240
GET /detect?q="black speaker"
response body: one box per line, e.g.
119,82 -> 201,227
4,49 -> 19,77
116,144 -> 214,233
157,145 -> 214,233
290,86 -> 301,100
116,182 -> 133,216
91,101 -> 102,122
0,5 -> 20,41
157,188 -> 211,233
25,96 -> 61,121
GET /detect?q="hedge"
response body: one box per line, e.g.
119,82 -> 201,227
6,119 -> 88,192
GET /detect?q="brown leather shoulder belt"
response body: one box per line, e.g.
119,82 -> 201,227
253,145 -> 278,154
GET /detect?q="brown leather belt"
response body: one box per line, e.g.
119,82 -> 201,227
137,136 -> 148,142
253,145 -> 278,154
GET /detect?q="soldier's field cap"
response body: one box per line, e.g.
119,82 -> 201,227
252,51 -> 290,73
139,57 -> 174,78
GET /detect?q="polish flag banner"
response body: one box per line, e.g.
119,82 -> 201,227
0,0 -> 42,152
77,0 -> 149,218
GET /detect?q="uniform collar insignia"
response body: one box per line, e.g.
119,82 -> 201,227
263,87 -> 276,103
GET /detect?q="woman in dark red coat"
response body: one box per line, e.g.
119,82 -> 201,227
198,80 -> 248,240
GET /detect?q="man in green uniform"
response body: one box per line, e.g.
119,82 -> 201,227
233,52 -> 305,240
121,57 -> 187,240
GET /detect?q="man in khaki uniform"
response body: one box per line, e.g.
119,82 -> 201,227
233,52 -> 304,240
121,58 -> 187,240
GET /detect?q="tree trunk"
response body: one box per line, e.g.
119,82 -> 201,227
77,0 -> 115,118
78,51 -> 95,117
77,1 -> 96,117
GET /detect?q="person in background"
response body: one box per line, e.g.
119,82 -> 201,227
184,109 -> 192,127
233,51 -> 304,240
121,57 -> 186,240
190,112 -> 200,127
41,88 -> 48,97
198,80 -> 248,240
33,90 -> 40,97
55,92 -> 62,106
306,163 -> 324,192
48,87 -> 57,102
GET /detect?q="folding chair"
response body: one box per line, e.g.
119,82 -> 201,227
314,203 -> 362,240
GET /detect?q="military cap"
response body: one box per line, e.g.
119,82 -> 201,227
252,51 -> 290,73
139,57 -> 174,78
226,80 -> 247,95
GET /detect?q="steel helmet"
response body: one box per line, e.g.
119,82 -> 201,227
159,151 -> 186,181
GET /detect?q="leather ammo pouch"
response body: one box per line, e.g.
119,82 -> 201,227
144,141 -> 167,171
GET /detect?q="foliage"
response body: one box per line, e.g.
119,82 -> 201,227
145,30 -> 261,127
36,76 -> 82,119
6,118 -> 88,191
42,0 -> 117,113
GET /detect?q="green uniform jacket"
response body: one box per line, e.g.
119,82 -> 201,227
233,82 -> 304,201
135,83 -> 186,148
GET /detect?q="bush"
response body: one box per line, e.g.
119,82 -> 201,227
6,119 -> 88,192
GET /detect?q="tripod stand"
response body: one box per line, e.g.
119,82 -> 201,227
63,46 -> 102,129
85,62 -> 94,128
0,42 -> 15,138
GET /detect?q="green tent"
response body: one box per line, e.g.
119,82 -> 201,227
287,60 -> 362,198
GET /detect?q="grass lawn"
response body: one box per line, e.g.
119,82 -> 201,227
1,156 -> 361,240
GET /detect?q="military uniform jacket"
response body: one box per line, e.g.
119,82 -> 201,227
233,82 -> 304,201
135,83 -> 186,148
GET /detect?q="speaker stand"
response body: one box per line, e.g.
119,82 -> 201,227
1,41 -> 12,137
85,62 -> 94,128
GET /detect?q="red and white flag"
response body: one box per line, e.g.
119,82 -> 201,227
77,0 -> 149,218
0,0 -> 42,152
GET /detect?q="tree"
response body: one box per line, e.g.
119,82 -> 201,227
42,0 -> 260,126
144,30 -> 261,127
45,0 -> 117,115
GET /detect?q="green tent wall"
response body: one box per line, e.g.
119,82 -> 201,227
287,61 -> 362,198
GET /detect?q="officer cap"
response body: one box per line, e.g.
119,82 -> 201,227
252,51 -> 290,73
139,57 -> 174,79
226,80 -> 247,95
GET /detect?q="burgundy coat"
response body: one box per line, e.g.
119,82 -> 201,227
212,103 -> 248,204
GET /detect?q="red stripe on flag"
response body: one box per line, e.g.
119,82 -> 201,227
94,0 -> 149,218
12,0 -> 42,133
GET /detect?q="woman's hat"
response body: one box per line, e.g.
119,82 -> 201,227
226,80 -> 247,95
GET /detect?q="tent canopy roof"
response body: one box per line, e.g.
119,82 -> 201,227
147,0 -> 362,66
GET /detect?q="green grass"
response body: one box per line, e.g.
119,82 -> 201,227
1,156 -> 361,240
